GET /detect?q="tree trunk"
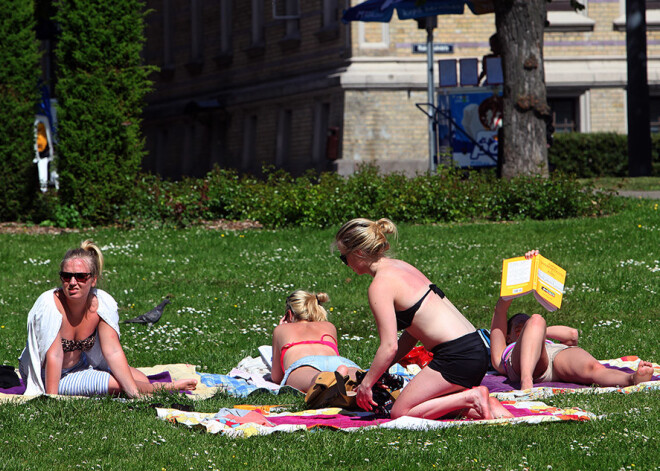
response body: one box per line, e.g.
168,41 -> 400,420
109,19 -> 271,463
494,0 -> 550,178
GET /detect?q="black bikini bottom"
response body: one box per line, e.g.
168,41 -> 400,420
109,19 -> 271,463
428,331 -> 489,388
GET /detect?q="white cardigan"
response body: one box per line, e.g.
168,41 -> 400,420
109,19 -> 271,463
18,288 -> 120,396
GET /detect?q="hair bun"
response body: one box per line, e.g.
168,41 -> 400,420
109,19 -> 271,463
375,218 -> 396,235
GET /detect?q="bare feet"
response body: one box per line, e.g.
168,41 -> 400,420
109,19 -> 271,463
468,386 -> 493,420
166,378 -> 198,391
488,397 -> 514,419
520,378 -> 534,391
632,361 -> 655,385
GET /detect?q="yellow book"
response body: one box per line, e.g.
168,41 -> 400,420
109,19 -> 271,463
500,254 -> 566,311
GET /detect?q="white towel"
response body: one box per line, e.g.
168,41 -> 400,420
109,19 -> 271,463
18,288 -> 120,396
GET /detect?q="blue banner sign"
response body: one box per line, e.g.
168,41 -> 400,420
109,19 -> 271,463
437,88 -> 503,168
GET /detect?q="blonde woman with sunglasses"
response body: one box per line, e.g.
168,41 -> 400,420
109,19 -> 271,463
19,240 -> 197,397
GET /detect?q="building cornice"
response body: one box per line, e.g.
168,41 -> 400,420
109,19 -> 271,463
338,56 -> 660,89
145,67 -> 348,117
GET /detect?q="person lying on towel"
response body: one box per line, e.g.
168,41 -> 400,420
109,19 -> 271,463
490,250 -> 655,391
271,290 -> 360,393
18,240 -> 197,397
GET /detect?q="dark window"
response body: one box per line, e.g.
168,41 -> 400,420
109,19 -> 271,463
284,0 -> 300,39
313,103 -> 331,163
220,0 -> 232,54
251,0 -> 265,46
323,0 -> 339,28
542,1 -> 658,13
276,109 -> 293,167
190,0 -> 203,63
242,115 -> 257,170
548,97 -> 578,133
163,0 -> 173,68
649,97 -> 660,133
547,0 -> 574,12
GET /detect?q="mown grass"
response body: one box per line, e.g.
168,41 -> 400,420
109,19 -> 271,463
0,197 -> 658,470
581,176 -> 660,191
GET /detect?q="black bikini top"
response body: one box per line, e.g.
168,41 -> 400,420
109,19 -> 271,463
61,331 -> 96,353
395,284 -> 445,331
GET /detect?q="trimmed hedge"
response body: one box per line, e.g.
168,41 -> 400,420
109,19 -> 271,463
54,0 -> 154,224
549,132 -> 660,177
116,165 -> 620,229
0,0 -> 41,221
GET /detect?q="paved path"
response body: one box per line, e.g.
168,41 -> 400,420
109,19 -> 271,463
616,190 -> 660,199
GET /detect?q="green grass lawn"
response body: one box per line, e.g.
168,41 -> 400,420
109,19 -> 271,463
0,197 -> 658,470
581,176 -> 660,191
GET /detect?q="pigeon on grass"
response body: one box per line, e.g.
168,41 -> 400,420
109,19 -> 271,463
123,299 -> 170,325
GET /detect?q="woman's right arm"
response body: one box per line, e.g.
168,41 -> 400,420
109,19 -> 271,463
354,281 -> 400,411
270,325 -> 285,384
490,250 -> 538,373
44,332 -> 63,394
390,331 -> 418,367
489,297 -> 511,375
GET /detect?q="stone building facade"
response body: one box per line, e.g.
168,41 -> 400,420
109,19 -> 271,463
141,0 -> 660,179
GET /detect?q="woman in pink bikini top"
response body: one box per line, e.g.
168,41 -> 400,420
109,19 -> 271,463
270,290 -> 360,392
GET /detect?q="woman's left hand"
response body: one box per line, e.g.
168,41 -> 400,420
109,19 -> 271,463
355,383 -> 377,411
524,249 -> 539,259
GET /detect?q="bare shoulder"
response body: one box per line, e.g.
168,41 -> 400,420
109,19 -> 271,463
313,321 -> 338,335
368,274 -> 396,299
371,259 -> 428,294
370,263 -> 404,289
273,322 -> 293,337
87,295 -> 100,317
53,289 -> 65,314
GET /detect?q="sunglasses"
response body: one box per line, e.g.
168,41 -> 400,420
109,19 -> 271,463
60,272 -> 92,283
339,254 -> 348,265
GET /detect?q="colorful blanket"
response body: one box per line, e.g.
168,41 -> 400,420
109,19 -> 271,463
197,371 -> 301,398
155,400 -> 599,438
2,357 -> 657,404
0,363 -> 208,404
485,356 -> 660,401
195,356 -> 660,400
196,362 -> 416,398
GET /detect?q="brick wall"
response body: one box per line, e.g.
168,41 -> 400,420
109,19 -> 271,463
590,88 -> 627,133
342,89 -> 431,175
141,1 -> 660,178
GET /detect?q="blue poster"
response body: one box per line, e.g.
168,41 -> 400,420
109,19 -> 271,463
438,89 -> 502,168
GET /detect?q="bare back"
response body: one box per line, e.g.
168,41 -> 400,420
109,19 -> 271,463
271,320 -> 339,384
371,258 -> 475,348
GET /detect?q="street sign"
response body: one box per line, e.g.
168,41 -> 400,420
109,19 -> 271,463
412,43 -> 453,54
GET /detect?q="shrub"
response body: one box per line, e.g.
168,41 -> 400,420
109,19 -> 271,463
0,0 -> 41,221
549,132 -> 660,177
115,165 -> 620,229
54,0 -> 155,224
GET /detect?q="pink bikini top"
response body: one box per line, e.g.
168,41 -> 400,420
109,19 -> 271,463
280,334 -> 339,371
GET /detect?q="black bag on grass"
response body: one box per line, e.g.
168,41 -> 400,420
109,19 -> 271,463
0,365 -> 20,388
